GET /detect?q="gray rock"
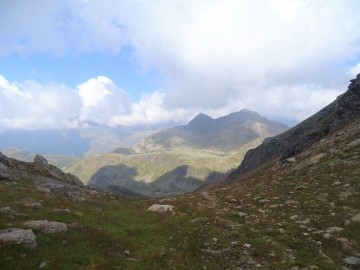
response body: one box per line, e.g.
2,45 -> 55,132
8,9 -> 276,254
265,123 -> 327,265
34,155 -> 48,167
0,228 -> 37,248
23,220 -> 67,234
39,261 -> 47,269
36,186 -> 51,194
343,256 -> 360,266
0,207 -> 16,214
147,204 -> 174,213
326,227 -> 344,233
257,199 -> 271,205
350,213 -> 360,223
336,238 -> 349,244
284,157 -> 296,163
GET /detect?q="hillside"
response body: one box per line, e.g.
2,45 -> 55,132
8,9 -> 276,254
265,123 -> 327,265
1,108 -> 359,269
67,110 -> 287,196
136,109 -> 287,152
227,74 -> 360,181
66,139 -> 262,196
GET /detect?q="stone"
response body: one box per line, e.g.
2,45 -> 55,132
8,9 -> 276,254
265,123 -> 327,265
123,250 -> 131,257
350,213 -> 360,223
257,199 -> 270,205
34,155 -> 48,167
39,261 -> 47,269
326,227 -> 344,233
285,200 -> 300,206
348,138 -> 360,147
310,153 -> 325,164
284,157 -> 296,163
147,204 -> 174,213
343,256 -> 360,266
36,186 -> 51,194
243,243 -> 252,248
289,215 -> 299,220
89,190 -> 98,196
0,207 -> 16,214
23,220 -> 67,234
0,228 -> 36,248
336,238 -> 349,244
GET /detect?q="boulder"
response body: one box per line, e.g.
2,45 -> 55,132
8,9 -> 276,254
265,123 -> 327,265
0,228 -> 36,248
147,204 -> 174,213
34,154 -> 49,167
23,220 -> 67,234
351,213 -> 360,223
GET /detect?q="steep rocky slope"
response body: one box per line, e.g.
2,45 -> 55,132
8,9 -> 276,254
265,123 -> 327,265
136,109 -> 287,152
228,74 -> 360,180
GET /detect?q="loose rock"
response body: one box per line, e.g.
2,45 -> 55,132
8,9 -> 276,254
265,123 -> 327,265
23,220 -> 67,234
147,204 -> 174,213
0,228 -> 37,248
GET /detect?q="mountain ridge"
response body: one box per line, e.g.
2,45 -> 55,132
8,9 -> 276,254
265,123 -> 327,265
227,73 -> 360,181
136,109 -> 288,152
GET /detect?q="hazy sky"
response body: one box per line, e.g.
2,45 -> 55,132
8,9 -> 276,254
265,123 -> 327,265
1,0 -> 360,130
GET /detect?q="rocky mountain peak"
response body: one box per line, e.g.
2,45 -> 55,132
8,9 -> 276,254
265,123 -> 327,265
186,113 -> 214,133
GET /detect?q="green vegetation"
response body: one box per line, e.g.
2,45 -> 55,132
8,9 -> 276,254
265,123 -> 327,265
66,139 -> 263,195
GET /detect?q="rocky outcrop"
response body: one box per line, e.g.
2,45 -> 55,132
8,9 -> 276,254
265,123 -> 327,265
34,154 -> 83,186
228,74 -> 360,179
0,152 -> 83,187
23,220 -> 67,234
147,204 -> 174,213
0,228 -> 37,248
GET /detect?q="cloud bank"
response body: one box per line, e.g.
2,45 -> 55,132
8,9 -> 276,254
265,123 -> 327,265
1,0 -> 360,130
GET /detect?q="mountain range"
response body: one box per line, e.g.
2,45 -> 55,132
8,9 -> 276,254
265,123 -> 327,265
67,109 -> 288,195
136,109 -> 287,152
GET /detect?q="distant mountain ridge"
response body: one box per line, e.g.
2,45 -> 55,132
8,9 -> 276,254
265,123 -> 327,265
136,109 -> 288,152
69,109 -> 288,196
227,73 -> 360,180
0,122 -> 175,157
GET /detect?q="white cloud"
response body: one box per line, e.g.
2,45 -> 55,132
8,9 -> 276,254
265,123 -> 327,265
77,76 -> 131,124
1,0 -> 360,128
348,63 -> 360,77
0,75 -> 81,130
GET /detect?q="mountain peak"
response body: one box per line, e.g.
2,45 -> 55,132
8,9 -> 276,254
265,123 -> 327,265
186,113 -> 214,133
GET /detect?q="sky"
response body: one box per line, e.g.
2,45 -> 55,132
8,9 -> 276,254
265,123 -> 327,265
1,0 -> 360,131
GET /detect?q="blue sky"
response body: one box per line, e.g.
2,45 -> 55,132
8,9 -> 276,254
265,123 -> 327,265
0,47 -> 160,100
1,0 -> 360,130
